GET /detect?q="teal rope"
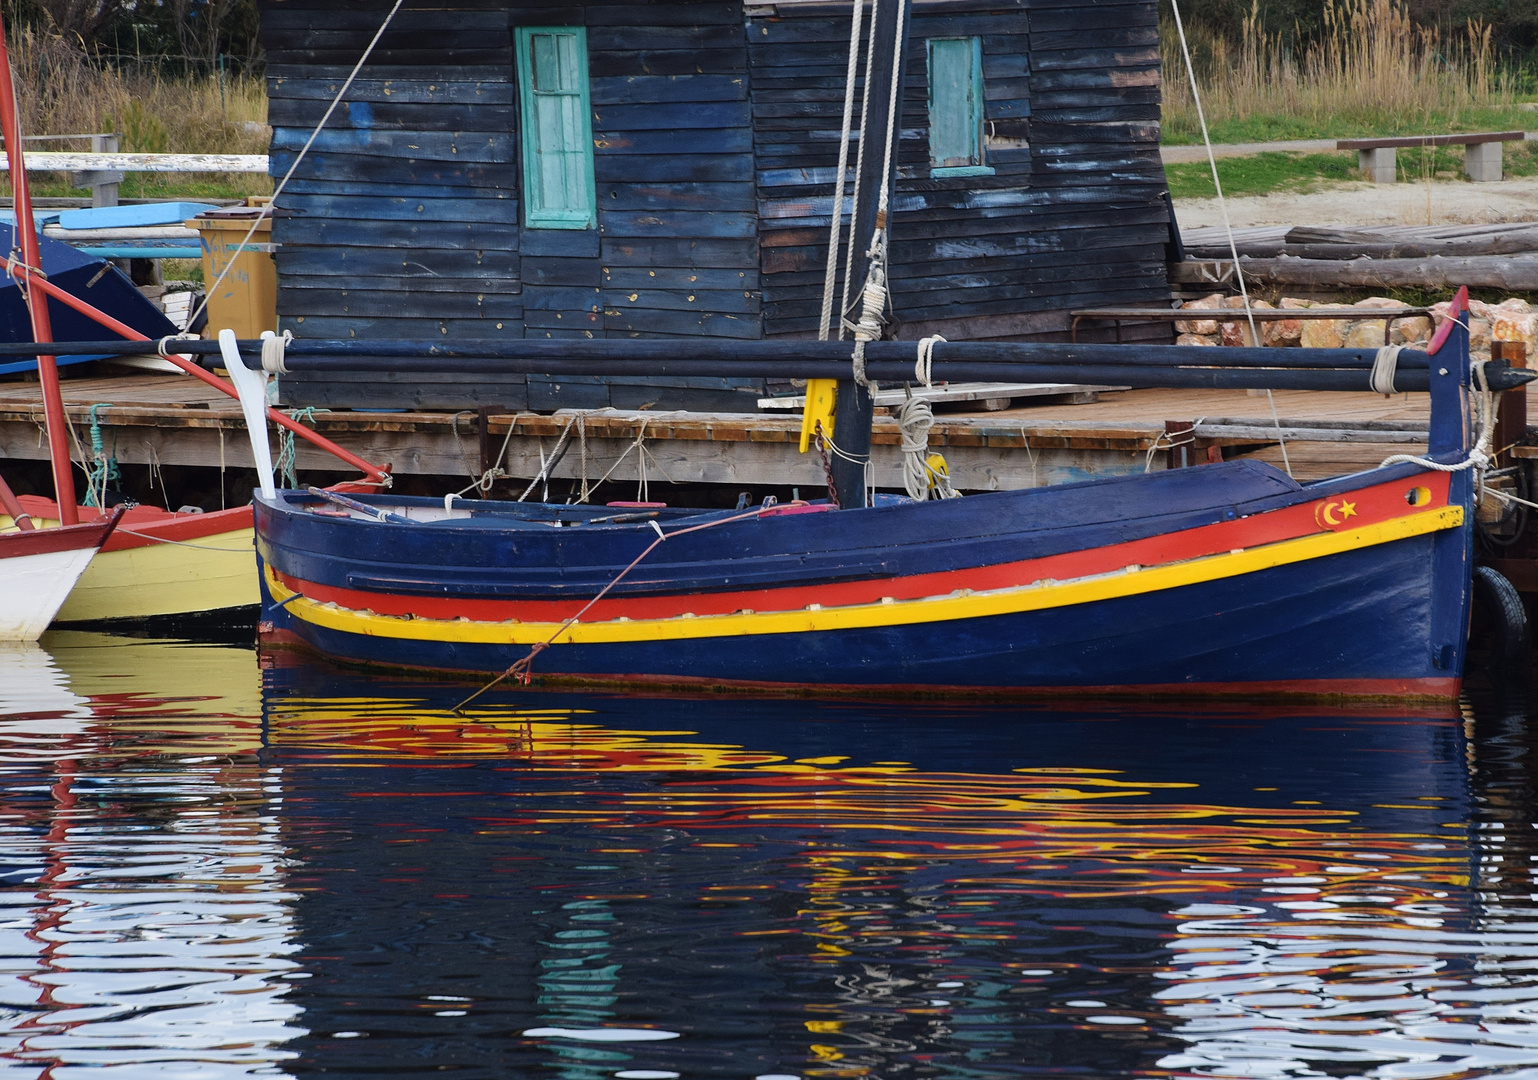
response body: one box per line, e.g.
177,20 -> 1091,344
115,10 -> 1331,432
83,402 -> 119,509
276,406 -> 329,490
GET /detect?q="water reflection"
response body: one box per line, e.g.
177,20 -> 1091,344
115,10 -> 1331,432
0,634 -> 301,1078
5,633 -> 1537,1078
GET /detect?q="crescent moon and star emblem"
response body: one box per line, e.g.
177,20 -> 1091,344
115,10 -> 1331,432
1313,499 -> 1358,529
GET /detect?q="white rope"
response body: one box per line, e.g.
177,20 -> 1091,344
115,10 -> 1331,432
896,394 -> 960,501
838,0 -> 882,341
1370,345 -> 1402,396
261,329 -> 293,375
916,334 -> 945,386
819,0 -> 866,342
874,0 -> 907,221
845,0 -> 909,392
517,415 -> 577,502
1167,0 -> 1291,479
1380,360 -> 1495,475
185,0 -> 406,336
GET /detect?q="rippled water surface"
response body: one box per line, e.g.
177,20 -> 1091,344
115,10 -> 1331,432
1,633 -> 1534,1078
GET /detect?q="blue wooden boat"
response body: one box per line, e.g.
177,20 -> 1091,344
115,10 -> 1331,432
251,301 -> 1493,701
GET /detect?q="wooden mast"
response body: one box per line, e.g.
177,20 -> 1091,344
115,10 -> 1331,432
829,0 -> 914,509
0,12 -> 76,524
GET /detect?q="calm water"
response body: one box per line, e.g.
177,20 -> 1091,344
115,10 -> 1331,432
0,633 -> 1533,1079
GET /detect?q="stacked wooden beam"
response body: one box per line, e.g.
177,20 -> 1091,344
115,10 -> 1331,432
1173,222 -> 1538,290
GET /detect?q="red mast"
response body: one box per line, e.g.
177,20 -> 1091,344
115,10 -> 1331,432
0,13 -> 76,524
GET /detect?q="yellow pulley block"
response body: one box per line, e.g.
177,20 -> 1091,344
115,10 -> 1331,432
799,378 -> 837,453
926,452 -> 951,489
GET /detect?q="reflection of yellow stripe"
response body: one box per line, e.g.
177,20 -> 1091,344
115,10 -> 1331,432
267,506 -> 1462,646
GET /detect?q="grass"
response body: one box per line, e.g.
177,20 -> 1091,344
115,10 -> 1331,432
1169,141 -> 1538,199
1166,151 -> 1358,199
1162,0 -> 1525,146
0,28 -> 270,203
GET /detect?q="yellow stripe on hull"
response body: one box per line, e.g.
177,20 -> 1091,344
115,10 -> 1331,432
57,528 -> 258,622
267,505 -> 1463,646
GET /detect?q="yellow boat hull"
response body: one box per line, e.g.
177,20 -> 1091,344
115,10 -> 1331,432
56,526 -> 258,622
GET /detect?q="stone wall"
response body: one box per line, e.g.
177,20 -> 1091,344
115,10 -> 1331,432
1175,293 -> 1538,361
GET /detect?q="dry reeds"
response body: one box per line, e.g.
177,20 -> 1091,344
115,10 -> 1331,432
3,28 -> 268,154
1163,0 -> 1514,140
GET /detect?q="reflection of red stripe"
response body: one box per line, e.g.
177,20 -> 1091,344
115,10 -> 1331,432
274,471 -> 1452,623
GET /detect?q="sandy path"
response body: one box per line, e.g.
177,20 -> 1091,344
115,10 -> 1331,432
1173,177 -> 1538,229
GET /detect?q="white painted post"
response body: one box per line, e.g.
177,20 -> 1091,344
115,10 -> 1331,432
220,328 -> 276,500
1465,140 -> 1503,182
74,133 -> 122,207
1359,146 -> 1397,183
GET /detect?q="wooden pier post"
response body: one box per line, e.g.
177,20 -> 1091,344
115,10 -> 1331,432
1494,340 -> 1528,467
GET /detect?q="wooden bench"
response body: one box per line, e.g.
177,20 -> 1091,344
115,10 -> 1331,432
1337,131 -> 1526,183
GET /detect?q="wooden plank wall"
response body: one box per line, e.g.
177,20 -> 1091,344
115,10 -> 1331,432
259,0 -> 1172,387
261,0 -> 761,346
263,0 -> 521,342
749,0 -> 1172,342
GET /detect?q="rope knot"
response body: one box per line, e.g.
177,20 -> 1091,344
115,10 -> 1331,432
261,330 -> 293,375
1370,345 -> 1402,396
915,335 -> 946,387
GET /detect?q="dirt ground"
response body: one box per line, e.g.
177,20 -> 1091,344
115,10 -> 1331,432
1174,176 -> 1538,228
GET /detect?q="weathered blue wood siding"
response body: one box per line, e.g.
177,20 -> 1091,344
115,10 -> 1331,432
258,0 -> 1172,406
750,0 -> 1169,341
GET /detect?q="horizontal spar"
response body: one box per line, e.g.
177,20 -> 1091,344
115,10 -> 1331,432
269,338 -> 1422,371
252,356 -> 1472,393
0,337 -> 1437,370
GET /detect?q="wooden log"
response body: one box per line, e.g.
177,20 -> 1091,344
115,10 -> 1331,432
1172,255 -> 1538,291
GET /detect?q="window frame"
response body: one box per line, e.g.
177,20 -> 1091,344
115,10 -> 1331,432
514,25 -> 597,230
926,36 -> 993,178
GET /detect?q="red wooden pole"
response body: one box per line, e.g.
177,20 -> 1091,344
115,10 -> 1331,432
0,14 -> 76,522
15,266 -> 392,484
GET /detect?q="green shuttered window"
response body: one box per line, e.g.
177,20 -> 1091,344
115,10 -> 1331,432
927,37 -> 993,178
516,26 -> 596,229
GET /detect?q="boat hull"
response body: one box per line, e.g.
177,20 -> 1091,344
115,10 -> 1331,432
0,511 -> 122,641
255,462 -> 1475,700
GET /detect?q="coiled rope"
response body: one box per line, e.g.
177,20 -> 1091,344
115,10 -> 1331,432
897,335 -> 959,500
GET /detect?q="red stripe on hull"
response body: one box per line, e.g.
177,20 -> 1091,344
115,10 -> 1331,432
271,470 -> 1452,623
0,508 -> 120,557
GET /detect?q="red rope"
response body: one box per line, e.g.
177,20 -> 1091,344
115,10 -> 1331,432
452,504 -> 802,710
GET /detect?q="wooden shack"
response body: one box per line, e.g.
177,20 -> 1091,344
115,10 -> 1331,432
259,0 -> 1171,410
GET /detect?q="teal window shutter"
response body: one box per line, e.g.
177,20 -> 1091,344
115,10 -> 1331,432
927,37 -> 992,178
516,26 -> 596,229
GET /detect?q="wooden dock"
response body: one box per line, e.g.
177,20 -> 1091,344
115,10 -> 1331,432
0,371 -> 1430,493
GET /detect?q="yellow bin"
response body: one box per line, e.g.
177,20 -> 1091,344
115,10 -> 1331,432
187,203 -> 277,339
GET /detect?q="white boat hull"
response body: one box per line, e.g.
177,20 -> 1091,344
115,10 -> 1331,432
0,544 -> 99,640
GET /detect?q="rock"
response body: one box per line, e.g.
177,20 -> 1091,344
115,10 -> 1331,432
1264,315 -> 1304,346
1354,296 -> 1409,310
1470,317 -> 1492,351
1176,333 -> 1216,346
1175,292 -> 1223,335
1491,298 -> 1537,358
1390,316 -> 1433,345
1220,321 -> 1257,347
1342,320 -> 1387,348
1300,319 -> 1345,349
